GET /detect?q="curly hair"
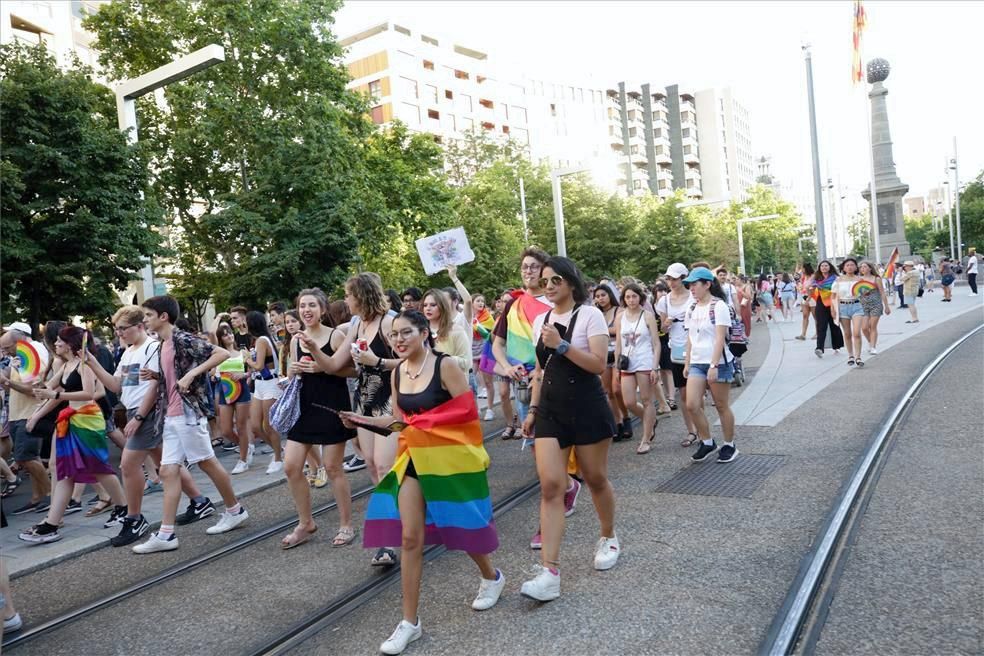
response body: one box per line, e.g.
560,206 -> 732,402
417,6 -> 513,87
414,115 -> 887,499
345,273 -> 388,320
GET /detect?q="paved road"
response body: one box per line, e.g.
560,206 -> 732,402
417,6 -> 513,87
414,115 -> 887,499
814,331 -> 984,656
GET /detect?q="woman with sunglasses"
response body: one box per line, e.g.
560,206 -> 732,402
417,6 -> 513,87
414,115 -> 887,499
520,257 -> 619,601
682,268 -> 739,464
614,282 -> 661,454
592,284 -> 629,440
344,310 -> 504,654
655,263 -> 700,448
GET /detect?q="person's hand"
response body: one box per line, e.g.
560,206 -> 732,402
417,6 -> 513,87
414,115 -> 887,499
541,323 -> 561,349
649,370 -> 658,385
338,411 -> 359,429
177,373 -> 194,393
240,348 -> 250,361
508,364 -> 527,382
33,388 -> 57,400
0,372 -> 9,389
26,417 -> 38,434
832,313 -> 839,323
521,412 -> 536,437
296,332 -> 315,348
683,363 -> 690,379
708,366 -> 719,384
884,306 -> 891,315
446,264 -> 458,281
139,367 -> 159,381
123,417 -> 143,440
352,348 -> 378,367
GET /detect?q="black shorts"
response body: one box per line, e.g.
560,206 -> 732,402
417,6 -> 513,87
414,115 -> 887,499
658,339 -> 671,370
534,391 -> 616,449
669,362 -> 687,389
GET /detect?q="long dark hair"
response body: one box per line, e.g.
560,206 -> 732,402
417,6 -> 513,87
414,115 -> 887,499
839,257 -> 859,274
543,256 -> 589,304
245,310 -> 273,345
815,260 -> 835,280
58,325 -> 96,358
394,309 -> 435,350
620,282 -> 647,308
801,262 -> 815,277
593,284 -> 618,310
708,278 -> 728,302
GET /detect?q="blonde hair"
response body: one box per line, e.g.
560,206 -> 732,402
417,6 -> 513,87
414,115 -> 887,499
423,288 -> 454,340
112,305 -> 145,326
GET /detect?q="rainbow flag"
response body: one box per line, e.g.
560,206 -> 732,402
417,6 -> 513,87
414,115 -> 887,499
852,0 -> 867,84
55,402 -> 114,484
503,290 -> 551,372
812,274 -> 836,307
472,306 -> 495,341
363,393 -> 498,554
883,247 -> 900,279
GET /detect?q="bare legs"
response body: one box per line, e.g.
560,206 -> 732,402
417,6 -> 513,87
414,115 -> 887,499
498,378 -> 515,430
46,473 -> 125,526
356,428 -> 398,484
685,376 -> 734,445
250,397 -> 282,464
620,372 -> 656,449
600,365 -> 623,425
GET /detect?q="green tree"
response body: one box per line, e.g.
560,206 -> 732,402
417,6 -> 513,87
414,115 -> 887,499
444,128 -> 529,187
633,192 -> 704,281
0,43 -> 162,333
84,0 -> 371,307
556,177 -> 639,281
950,171 -> 984,256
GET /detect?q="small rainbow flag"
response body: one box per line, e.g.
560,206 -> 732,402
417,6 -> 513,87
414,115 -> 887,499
851,0 -> 867,85
504,290 -> 552,371
472,306 -> 495,342
883,247 -> 900,280
15,340 -> 42,382
852,280 -> 878,297
363,393 -> 498,554
220,372 -> 243,404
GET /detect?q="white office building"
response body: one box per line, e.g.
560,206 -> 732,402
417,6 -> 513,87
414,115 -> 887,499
694,87 -> 755,202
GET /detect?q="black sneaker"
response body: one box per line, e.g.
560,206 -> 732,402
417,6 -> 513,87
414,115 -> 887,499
33,496 -> 51,513
343,456 -> 366,473
11,500 -> 44,515
176,498 -> 215,526
717,443 -> 739,463
103,505 -> 128,528
221,441 -> 239,451
18,521 -> 61,544
691,441 -> 718,462
110,515 -> 150,547
64,499 -> 84,515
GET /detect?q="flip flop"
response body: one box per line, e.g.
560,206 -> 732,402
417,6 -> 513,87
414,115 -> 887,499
331,526 -> 358,547
281,525 -> 317,550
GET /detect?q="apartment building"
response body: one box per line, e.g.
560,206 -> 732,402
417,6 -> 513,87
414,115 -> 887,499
1,1 -> 105,72
694,87 -> 755,202
341,22 -> 531,148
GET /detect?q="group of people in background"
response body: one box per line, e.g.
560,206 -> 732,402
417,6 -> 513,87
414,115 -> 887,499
2,242 -> 979,652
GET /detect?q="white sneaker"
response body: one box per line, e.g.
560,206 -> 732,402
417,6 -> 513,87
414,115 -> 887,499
594,534 -> 621,571
230,460 -> 248,475
205,508 -> 249,534
4,612 -> 23,633
132,531 -> 179,554
520,566 -> 560,601
870,348 -> 878,355
245,444 -> 255,467
477,389 -> 488,399
265,459 -> 284,475
483,409 -> 495,422
471,569 -> 505,610
380,619 -> 422,655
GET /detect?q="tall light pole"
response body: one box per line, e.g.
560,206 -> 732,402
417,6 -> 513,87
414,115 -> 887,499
944,179 -> 955,258
737,214 -> 780,275
550,165 -> 591,257
826,177 -> 837,257
115,44 -> 226,300
803,45 -> 827,260
951,137 -> 962,261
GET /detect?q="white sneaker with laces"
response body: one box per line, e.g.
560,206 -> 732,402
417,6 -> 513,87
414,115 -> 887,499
230,460 -> 248,475
471,569 -> 505,610
245,444 -> 255,467
870,347 -> 879,355
483,409 -> 495,422
520,565 -> 560,601
132,531 -> 179,554
205,508 -> 249,534
380,619 -> 422,655
477,389 -> 487,399
265,459 -> 284,475
594,534 -> 621,571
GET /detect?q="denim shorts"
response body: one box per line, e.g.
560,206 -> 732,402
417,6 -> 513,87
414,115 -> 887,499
838,302 -> 863,319
688,361 -> 735,383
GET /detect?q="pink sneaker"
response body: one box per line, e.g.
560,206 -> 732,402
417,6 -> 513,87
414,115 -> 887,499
530,529 -> 542,550
563,478 -> 581,518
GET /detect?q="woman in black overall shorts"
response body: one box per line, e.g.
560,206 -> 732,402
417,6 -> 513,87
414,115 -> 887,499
519,257 -> 619,602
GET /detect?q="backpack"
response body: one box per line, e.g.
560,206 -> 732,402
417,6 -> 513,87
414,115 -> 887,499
688,300 -> 746,360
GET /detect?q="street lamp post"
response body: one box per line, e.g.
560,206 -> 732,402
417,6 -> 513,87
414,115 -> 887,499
550,166 -> 591,257
944,179 -> 955,259
803,45 -> 827,260
951,137 -> 962,261
737,214 -> 780,275
115,44 -> 225,299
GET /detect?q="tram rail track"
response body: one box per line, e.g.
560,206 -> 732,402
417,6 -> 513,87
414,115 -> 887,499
759,323 -> 984,656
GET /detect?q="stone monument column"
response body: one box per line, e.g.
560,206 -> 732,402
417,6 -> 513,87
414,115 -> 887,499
860,58 -> 911,260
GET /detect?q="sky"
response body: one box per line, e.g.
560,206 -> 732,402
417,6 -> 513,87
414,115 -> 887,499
333,0 -> 983,217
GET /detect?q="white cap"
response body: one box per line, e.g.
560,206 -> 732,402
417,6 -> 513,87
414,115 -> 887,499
664,263 -> 689,279
2,321 -> 31,335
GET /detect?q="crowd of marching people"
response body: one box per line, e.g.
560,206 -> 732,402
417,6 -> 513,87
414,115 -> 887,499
1,243 -> 978,649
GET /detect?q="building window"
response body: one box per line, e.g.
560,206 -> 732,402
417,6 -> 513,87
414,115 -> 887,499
425,85 -> 438,103
682,128 -> 690,137
477,75 -> 488,84
659,180 -> 667,190
549,103 -> 556,117
511,106 -> 527,123
502,125 -> 510,134
684,146 -> 692,155
421,34 -> 439,46
479,98 -> 494,110
428,109 -> 440,120
686,179 -> 695,188
368,79 -> 382,97
400,77 -> 418,99
655,145 -> 664,155
481,121 -> 494,131
445,89 -> 453,100
399,103 -> 420,125
653,128 -> 662,138
423,60 -> 434,70
454,69 -> 470,80
370,105 -> 385,124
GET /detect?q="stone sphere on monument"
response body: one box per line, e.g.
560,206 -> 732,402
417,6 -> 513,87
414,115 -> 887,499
866,58 -> 890,84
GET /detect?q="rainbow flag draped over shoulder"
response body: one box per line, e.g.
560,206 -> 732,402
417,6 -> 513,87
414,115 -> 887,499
55,402 -> 114,484
363,393 -> 498,554
504,290 -> 551,371
811,274 -> 836,307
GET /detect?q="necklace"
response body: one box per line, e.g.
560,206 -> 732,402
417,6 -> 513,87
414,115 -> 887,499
406,351 -> 431,380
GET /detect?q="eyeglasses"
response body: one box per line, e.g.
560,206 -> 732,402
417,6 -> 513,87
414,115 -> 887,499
520,263 -> 541,272
538,275 -> 565,288
387,328 -> 418,342
114,323 -> 141,333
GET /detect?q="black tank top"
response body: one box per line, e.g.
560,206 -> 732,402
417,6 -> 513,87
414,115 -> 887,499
64,363 -> 112,418
396,353 -> 451,416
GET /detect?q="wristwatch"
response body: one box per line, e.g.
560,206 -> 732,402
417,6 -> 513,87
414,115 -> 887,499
134,413 -> 146,422
709,364 -> 718,369
555,340 -> 570,356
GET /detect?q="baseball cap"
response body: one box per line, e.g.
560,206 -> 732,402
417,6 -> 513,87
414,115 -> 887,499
682,267 -> 715,283
664,263 -> 689,279
2,321 -> 31,334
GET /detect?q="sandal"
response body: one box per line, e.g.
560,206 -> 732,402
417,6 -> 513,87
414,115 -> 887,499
680,432 -> 699,448
371,547 -> 398,567
636,441 -> 652,455
847,357 -> 856,366
502,424 -> 516,440
331,526 -> 358,547
2,477 -> 21,498
657,406 -> 672,415
855,359 -> 865,368
668,400 -> 678,411
281,524 -> 317,550
211,437 -> 224,448
85,499 -> 113,517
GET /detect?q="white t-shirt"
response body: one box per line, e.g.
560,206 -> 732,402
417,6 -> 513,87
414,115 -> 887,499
967,256 -> 979,275
532,305 -> 608,353
721,283 -> 739,309
114,338 -> 161,409
685,299 -> 731,365
655,293 -> 692,348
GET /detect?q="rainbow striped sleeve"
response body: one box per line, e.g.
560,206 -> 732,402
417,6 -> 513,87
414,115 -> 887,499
363,393 -> 498,554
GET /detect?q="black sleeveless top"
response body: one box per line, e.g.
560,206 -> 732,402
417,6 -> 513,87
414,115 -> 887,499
396,353 -> 451,416
64,363 -> 112,419
289,330 -> 354,440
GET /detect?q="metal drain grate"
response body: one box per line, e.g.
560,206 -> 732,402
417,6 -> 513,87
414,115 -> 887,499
654,454 -> 786,498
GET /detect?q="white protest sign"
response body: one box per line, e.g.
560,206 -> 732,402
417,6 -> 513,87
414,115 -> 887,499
415,226 -> 475,275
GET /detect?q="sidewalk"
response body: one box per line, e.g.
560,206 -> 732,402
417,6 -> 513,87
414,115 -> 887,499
731,290 -> 983,427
